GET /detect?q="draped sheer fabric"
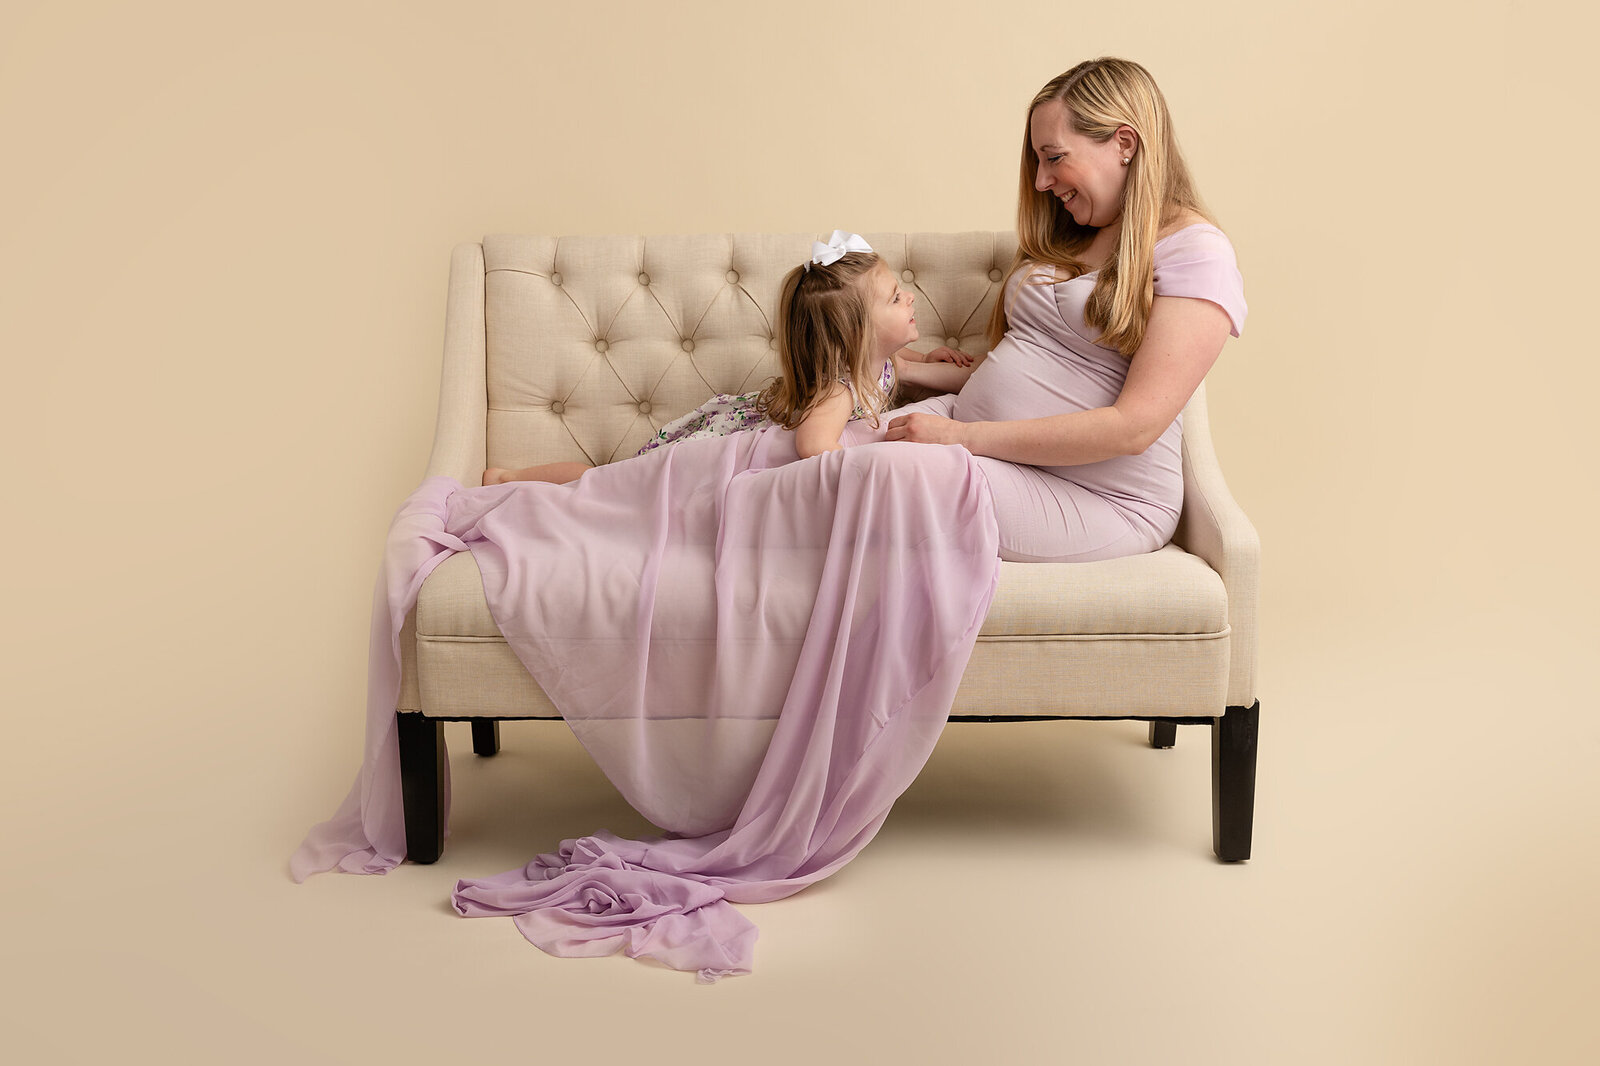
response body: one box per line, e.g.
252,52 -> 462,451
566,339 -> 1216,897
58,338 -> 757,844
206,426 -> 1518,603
292,427 -> 1000,980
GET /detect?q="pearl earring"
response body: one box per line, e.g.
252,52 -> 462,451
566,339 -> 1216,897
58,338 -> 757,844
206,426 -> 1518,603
1122,157 -> 1131,166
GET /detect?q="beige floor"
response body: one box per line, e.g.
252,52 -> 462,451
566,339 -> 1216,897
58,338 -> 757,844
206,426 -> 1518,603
10,614 -> 1593,1066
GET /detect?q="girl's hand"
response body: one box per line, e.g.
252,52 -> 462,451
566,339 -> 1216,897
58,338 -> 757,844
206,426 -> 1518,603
927,346 -> 974,367
886,412 -> 970,448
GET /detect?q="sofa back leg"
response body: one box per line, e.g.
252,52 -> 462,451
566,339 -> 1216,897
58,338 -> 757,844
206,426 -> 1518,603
471,719 -> 501,756
1211,701 -> 1260,861
397,712 -> 446,864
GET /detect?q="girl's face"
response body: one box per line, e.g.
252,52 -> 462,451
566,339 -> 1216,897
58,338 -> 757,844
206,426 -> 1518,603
1029,99 -> 1134,229
868,265 -> 918,357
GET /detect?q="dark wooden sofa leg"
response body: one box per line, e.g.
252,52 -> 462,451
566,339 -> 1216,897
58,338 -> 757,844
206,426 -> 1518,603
1211,701 -> 1260,862
1148,720 -> 1177,748
396,712 -> 445,864
471,719 -> 501,756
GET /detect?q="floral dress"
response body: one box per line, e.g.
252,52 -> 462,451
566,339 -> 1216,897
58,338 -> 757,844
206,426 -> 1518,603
636,360 -> 896,456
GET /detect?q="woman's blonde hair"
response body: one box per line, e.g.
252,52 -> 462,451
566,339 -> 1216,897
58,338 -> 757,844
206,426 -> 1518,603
759,252 -> 895,429
987,57 -> 1213,356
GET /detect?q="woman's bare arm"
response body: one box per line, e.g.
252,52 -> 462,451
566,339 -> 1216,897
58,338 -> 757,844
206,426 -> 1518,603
886,296 -> 1230,464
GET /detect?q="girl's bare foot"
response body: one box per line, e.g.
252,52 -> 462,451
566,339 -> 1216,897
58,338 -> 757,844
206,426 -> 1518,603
482,467 -> 512,486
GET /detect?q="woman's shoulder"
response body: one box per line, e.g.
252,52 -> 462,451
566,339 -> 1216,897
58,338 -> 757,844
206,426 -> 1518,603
1156,214 -> 1234,253
1152,214 -> 1247,335
1154,217 -> 1240,272
1159,209 -> 1211,237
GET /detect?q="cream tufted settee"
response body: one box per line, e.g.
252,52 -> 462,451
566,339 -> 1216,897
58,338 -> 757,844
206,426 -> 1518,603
395,232 -> 1261,864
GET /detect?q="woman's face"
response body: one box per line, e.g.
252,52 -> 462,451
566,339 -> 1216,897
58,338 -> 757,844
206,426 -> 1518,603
1029,99 -> 1133,229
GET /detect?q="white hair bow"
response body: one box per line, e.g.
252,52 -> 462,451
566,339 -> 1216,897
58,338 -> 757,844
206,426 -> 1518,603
808,230 -> 873,269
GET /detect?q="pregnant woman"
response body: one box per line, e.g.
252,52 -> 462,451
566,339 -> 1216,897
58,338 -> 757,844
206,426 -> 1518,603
866,56 -> 1247,563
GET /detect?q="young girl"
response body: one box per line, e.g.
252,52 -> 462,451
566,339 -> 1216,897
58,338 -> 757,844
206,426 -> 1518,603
483,232 -> 973,485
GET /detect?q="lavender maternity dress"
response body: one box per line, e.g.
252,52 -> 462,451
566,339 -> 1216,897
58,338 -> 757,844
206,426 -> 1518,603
845,222 -> 1247,562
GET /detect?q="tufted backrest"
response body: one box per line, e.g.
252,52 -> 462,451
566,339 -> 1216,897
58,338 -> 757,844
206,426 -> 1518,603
481,232 -> 1019,469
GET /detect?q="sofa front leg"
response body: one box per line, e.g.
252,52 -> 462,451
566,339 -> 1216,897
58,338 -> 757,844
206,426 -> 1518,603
1148,720 -> 1177,748
1211,701 -> 1259,862
396,712 -> 446,864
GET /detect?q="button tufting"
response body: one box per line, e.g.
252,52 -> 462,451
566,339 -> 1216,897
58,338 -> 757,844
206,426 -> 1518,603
638,272 -> 650,285
595,339 -> 609,353
901,269 -> 914,283
989,268 -> 1003,282
681,338 -> 695,352
768,337 -> 778,350
726,270 -> 740,284
638,401 -> 652,414
946,336 -> 960,348
551,400 -> 566,414
550,272 -> 563,286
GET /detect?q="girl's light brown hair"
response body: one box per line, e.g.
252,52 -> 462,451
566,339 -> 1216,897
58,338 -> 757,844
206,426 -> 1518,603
988,57 -> 1213,356
759,252 -> 895,429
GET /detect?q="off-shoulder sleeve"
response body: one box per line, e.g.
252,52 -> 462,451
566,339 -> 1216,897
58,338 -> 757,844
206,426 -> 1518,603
1152,225 -> 1247,337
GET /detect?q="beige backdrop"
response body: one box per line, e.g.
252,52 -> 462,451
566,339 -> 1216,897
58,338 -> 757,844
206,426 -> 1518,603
3,1 -> 1595,1063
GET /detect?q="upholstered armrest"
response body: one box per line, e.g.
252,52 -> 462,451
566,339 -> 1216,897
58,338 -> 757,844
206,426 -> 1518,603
423,242 -> 489,485
1173,382 -> 1259,708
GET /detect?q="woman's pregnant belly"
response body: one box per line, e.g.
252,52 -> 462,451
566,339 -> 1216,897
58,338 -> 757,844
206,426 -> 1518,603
950,335 -> 1183,529
952,335 -> 1123,426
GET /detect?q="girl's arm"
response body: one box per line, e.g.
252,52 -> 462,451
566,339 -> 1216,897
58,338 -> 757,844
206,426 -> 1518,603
886,296 -> 1229,464
895,345 -> 976,367
793,384 -> 856,459
896,358 -> 974,394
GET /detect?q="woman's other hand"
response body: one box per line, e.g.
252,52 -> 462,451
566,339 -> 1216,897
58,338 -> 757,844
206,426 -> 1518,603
886,412 -> 971,447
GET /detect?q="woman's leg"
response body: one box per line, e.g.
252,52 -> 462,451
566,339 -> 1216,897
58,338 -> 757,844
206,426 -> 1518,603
483,461 -> 592,486
842,396 -> 1161,562
972,458 -> 1162,563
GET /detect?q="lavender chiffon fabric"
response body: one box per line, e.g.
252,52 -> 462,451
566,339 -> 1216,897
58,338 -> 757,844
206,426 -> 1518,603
292,426 -> 1000,980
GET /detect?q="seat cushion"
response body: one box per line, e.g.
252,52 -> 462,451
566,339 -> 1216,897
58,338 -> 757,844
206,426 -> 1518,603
407,543 -> 1230,720
983,544 -> 1225,635
418,542 -> 1224,639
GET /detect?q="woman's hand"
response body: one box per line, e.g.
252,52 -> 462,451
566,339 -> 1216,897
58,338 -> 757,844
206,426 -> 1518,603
886,412 -> 971,447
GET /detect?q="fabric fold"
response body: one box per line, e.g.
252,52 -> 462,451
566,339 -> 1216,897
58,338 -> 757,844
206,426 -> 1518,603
293,425 -> 1000,979
289,478 -> 464,882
